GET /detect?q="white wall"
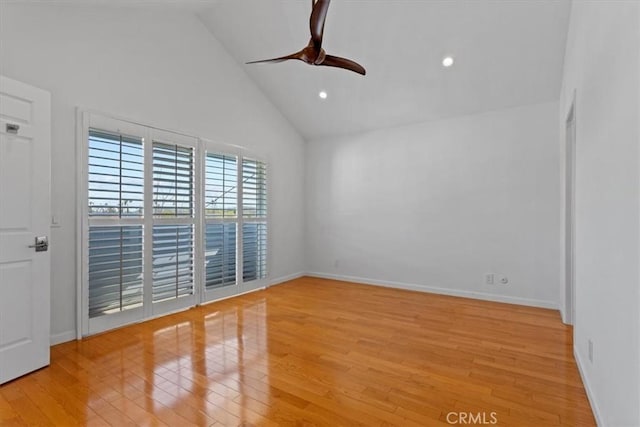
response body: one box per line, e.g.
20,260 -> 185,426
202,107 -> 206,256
306,102 -> 561,308
559,1 -> 640,425
0,4 -> 306,343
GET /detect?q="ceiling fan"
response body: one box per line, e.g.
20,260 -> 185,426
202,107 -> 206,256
246,0 -> 366,76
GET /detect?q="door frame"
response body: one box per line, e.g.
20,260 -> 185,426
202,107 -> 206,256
564,92 -> 577,325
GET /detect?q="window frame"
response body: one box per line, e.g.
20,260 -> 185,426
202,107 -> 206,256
77,111 -> 270,337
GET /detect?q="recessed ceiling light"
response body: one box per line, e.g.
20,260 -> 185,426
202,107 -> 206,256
442,56 -> 454,67
318,91 -> 328,99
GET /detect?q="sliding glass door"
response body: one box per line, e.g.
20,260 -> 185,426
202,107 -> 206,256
200,145 -> 269,302
81,113 -> 269,336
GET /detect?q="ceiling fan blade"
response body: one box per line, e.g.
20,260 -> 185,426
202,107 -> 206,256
319,54 -> 366,75
246,51 -> 304,65
310,0 -> 330,49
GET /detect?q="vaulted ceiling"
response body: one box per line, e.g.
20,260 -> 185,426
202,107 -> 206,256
8,0 -> 571,140
198,0 -> 571,140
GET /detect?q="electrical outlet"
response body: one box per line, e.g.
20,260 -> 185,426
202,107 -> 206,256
588,339 -> 594,363
500,276 -> 509,284
485,274 -> 494,285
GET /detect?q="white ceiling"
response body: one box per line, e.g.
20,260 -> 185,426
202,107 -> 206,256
198,0 -> 571,140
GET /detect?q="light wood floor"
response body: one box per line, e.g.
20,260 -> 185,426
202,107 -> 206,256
1,277 -> 594,426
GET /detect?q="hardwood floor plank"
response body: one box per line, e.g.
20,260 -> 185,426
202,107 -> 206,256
0,277 -> 595,426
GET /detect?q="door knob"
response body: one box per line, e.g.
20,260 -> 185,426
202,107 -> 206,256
28,236 -> 48,252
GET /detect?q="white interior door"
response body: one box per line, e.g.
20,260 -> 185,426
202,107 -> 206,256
0,75 -> 51,384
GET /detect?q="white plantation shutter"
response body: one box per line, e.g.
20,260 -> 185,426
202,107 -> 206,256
204,153 -> 238,290
242,158 -> 267,281
151,139 -> 196,303
205,223 -> 236,289
242,222 -> 267,281
205,154 -> 237,219
152,225 -> 194,302
242,158 -> 267,218
88,226 -> 143,317
87,129 -> 145,319
88,129 -> 143,217
152,142 -> 194,217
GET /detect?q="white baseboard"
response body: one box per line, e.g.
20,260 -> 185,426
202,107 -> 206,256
50,330 -> 76,346
560,306 -> 568,324
574,347 -> 604,426
269,271 -> 305,287
306,272 -> 558,310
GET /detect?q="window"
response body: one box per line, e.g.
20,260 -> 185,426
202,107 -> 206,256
81,113 -> 268,335
204,154 -> 237,290
152,143 -> 194,217
152,225 -> 194,302
88,129 -> 144,217
151,142 -> 195,303
242,158 -> 267,281
87,130 -> 144,318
